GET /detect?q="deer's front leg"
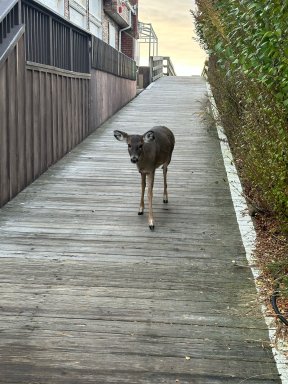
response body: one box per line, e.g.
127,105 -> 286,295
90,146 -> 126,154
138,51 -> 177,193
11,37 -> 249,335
147,172 -> 155,230
163,164 -> 168,203
138,172 -> 146,215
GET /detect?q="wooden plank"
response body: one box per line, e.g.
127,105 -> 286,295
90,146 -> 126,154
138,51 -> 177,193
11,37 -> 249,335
32,69 -> 41,179
56,73 -> 62,160
0,76 -> 282,383
46,72 -> 53,168
75,77 -> 80,146
7,45 -> 18,199
83,79 -> 88,139
51,72 -> 58,164
25,68 -> 34,185
39,70 -> 47,174
61,75 -> 68,155
66,75 -> 72,151
69,76 -> 75,147
26,61 -> 91,79
82,78 -> 86,142
16,35 -> 27,193
0,59 -> 9,206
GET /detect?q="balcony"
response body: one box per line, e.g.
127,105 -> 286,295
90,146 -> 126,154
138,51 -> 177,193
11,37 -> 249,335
103,0 -> 130,28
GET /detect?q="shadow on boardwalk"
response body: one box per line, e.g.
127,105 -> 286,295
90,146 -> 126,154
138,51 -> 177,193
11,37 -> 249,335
0,77 -> 281,383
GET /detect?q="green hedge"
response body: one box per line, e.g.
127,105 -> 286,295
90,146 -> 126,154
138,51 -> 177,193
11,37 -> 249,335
193,0 -> 288,223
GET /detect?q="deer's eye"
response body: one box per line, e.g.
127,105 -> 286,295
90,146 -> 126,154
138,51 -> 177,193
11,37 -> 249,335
128,144 -> 131,148
138,145 -> 143,150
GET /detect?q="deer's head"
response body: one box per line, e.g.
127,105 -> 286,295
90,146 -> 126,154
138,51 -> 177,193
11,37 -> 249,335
114,130 -> 155,164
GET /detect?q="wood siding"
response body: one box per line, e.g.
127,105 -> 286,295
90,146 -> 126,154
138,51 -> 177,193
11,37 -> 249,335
90,69 -> 136,129
25,63 -> 91,182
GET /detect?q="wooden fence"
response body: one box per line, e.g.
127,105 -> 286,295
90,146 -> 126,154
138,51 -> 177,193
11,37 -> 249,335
0,0 -> 137,208
92,36 -> 136,80
25,63 -> 90,181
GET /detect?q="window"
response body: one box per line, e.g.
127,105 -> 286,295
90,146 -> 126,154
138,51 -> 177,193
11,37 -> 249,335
108,23 -> 116,48
89,0 -> 101,19
38,0 -> 64,16
70,7 -> 86,29
75,0 -> 86,7
90,22 -> 101,38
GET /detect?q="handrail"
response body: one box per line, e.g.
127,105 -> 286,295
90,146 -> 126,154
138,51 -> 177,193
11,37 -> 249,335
163,56 -> 176,76
0,0 -> 19,23
0,0 -> 22,67
149,55 -> 176,82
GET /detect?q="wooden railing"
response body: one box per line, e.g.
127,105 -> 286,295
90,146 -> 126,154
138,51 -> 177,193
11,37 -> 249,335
92,36 -> 136,80
0,0 -> 23,66
163,56 -> 176,77
0,0 -> 20,42
22,0 -> 90,73
149,56 -> 176,82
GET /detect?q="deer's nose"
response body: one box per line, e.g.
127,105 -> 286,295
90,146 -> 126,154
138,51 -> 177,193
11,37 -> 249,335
131,156 -> 138,163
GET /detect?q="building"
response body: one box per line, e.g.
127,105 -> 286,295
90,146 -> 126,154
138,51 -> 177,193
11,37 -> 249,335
36,0 -> 138,60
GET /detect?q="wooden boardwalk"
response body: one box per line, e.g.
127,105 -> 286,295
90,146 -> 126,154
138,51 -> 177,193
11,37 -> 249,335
0,76 -> 281,383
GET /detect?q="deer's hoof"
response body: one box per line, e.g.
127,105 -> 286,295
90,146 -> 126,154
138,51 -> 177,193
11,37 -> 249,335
149,225 -> 155,231
163,199 -> 168,204
138,211 -> 143,215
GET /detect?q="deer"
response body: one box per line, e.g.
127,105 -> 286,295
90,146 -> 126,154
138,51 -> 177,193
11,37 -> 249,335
113,126 -> 175,230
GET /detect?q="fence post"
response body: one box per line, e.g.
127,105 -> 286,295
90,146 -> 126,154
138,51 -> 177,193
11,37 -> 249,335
149,56 -> 153,83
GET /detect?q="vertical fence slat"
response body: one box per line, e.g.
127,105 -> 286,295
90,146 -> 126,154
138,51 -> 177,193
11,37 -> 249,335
0,59 -> 9,206
67,76 -> 72,151
17,36 -> 26,192
25,68 -> 33,185
46,73 -> 52,167
8,47 -> 18,199
32,70 -> 40,179
51,72 -> 57,163
40,71 -> 46,173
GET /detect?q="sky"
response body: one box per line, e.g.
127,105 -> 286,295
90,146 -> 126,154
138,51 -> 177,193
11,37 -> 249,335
138,0 -> 207,76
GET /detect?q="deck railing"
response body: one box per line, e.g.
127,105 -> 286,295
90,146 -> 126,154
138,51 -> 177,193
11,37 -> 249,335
163,56 -> 176,77
92,36 -> 136,80
0,0 -> 23,66
22,0 -> 90,73
149,56 -> 176,82
0,0 -> 20,41
21,0 -> 136,79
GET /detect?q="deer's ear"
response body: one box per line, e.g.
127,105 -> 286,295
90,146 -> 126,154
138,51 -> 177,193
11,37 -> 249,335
114,130 -> 128,142
143,130 -> 155,143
